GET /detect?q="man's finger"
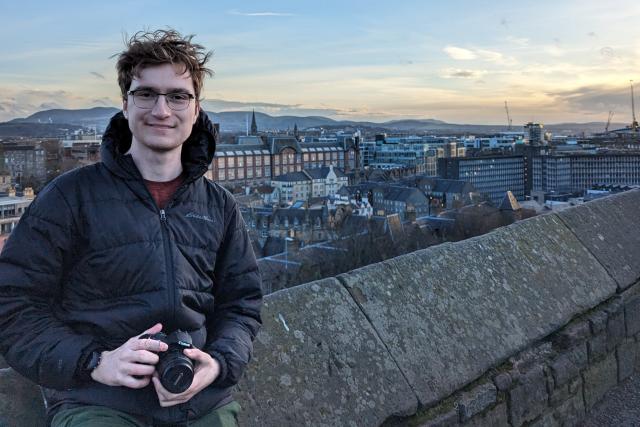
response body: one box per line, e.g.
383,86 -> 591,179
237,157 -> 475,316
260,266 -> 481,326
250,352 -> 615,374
124,363 -> 156,377
139,323 -> 163,337
121,375 -> 151,389
130,349 -> 160,365
133,338 -> 167,352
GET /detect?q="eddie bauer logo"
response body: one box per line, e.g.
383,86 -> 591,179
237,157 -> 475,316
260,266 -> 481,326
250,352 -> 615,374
185,212 -> 214,223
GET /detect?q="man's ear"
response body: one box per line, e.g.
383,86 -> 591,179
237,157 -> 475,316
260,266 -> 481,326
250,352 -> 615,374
122,98 -> 129,119
193,101 -> 200,124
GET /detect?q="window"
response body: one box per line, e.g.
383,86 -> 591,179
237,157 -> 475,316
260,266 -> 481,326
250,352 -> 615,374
217,157 -> 225,168
228,157 -> 235,168
237,157 -> 244,168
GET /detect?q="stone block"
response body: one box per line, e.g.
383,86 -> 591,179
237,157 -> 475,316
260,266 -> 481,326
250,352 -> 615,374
551,391 -> 585,427
606,311 -> 626,351
508,365 -> 549,427
587,333 -> 607,363
417,408 -> 459,427
493,372 -> 512,392
463,403 -> 508,427
616,338 -> 637,382
552,321 -> 590,351
556,189 -> 640,290
582,352 -> 618,410
550,343 -> 587,387
457,382 -> 497,422
587,311 -> 607,335
529,411 -> 559,427
338,214 -> 615,407
235,279 -> 418,427
0,368 -> 46,427
624,295 -> 640,337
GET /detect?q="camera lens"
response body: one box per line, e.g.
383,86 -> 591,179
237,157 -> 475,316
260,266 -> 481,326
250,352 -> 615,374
157,353 -> 194,394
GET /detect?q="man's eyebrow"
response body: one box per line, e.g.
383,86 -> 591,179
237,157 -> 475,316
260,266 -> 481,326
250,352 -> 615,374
131,85 -> 193,94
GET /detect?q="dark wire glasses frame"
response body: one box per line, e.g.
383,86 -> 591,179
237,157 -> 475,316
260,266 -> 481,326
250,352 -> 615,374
127,89 -> 195,111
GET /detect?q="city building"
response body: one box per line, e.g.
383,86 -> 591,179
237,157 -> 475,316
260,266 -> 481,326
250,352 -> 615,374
533,152 -> 640,193
524,122 -> 544,145
209,123 -> 359,187
271,165 -> 349,204
0,191 -> 34,235
371,186 -> 430,221
438,156 -> 526,205
0,142 -> 46,184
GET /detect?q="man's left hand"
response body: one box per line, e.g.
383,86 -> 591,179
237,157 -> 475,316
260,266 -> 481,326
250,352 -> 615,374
152,348 -> 220,407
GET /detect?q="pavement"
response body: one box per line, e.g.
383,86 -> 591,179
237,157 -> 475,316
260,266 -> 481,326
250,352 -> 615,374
580,373 -> 640,426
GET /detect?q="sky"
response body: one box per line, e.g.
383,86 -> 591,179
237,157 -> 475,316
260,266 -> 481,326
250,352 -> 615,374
1,0 -> 640,125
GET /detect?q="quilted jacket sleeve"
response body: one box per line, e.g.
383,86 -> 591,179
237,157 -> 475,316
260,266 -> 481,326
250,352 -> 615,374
0,182 -> 95,389
206,195 -> 262,388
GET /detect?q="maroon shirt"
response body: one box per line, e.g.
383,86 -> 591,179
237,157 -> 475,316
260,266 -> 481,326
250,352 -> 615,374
144,173 -> 184,209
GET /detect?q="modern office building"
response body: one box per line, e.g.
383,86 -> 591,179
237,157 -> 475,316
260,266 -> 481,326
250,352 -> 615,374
438,156 -> 526,205
533,152 -> 640,192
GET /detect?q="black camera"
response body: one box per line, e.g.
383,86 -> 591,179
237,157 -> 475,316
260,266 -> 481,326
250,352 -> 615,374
139,330 -> 194,394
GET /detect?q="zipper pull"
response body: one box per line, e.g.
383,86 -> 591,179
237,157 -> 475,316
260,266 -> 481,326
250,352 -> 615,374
160,209 -> 166,221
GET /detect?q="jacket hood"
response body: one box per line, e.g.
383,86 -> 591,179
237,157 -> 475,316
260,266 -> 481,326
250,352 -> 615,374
100,110 -> 218,182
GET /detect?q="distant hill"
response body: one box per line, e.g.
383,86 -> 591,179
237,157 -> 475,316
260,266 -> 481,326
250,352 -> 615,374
0,107 -> 629,137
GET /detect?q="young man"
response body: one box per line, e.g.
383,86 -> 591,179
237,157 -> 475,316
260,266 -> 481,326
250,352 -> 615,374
0,30 -> 262,426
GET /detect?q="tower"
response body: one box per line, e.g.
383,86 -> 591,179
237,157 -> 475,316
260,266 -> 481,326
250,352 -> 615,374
251,109 -> 258,136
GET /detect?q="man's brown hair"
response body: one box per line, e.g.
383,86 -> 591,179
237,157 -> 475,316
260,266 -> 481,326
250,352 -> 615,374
115,29 -> 213,101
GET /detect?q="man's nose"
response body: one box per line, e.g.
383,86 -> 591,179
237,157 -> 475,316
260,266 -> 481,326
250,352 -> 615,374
152,95 -> 172,117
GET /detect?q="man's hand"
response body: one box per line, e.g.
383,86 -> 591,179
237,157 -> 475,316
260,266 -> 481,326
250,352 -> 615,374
91,323 -> 168,388
152,348 -> 220,407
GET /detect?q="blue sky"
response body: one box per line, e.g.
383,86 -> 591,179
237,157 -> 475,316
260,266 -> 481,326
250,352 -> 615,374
1,0 -> 639,124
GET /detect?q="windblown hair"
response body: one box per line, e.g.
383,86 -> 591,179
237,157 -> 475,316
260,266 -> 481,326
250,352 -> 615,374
115,29 -> 213,100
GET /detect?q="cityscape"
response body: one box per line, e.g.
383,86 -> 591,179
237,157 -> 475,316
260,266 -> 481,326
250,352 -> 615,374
2,1 -> 640,425
1,102 -> 639,292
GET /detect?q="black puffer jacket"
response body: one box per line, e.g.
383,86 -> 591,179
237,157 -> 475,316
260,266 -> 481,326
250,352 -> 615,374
0,111 -> 262,425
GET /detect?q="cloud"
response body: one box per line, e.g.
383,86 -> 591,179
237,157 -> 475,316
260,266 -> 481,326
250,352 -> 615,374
588,31 -> 596,37
505,36 -> 529,47
90,71 -> 105,80
228,9 -> 293,17
443,46 -> 477,60
444,69 -> 478,78
544,45 -> 565,57
200,98 -> 346,117
547,85 -> 635,114
444,46 -> 517,65
600,46 -> 615,58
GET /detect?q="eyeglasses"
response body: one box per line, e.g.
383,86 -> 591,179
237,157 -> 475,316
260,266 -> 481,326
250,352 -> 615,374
128,89 -> 195,111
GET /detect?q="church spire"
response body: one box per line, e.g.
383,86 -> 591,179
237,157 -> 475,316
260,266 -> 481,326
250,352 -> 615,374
251,109 -> 258,135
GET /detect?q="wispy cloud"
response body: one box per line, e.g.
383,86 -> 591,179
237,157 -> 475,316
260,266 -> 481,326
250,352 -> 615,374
443,46 -> 476,60
547,84 -> 635,115
443,46 -> 517,65
443,68 -> 486,79
228,9 -> 294,17
201,99 -> 345,117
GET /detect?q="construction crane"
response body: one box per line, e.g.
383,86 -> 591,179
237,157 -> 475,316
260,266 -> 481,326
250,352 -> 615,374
605,111 -> 614,133
504,101 -> 512,130
631,80 -> 639,132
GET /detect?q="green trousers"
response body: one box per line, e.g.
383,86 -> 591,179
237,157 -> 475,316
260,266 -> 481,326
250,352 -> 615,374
51,401 -> 241,427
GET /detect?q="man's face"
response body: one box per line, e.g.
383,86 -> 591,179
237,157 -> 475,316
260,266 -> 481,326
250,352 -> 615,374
123,63 -> 199,154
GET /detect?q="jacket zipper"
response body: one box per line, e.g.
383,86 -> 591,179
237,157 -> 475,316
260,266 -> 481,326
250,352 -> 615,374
159,209 -> 176,322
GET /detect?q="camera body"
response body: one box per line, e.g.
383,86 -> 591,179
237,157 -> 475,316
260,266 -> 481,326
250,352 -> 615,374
140,330 -> 194,394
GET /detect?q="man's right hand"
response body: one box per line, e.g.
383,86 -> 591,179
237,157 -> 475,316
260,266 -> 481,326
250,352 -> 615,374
91,323 -> 168,388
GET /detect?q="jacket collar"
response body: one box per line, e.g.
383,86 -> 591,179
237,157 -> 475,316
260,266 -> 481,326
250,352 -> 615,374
100,110 -> 218,183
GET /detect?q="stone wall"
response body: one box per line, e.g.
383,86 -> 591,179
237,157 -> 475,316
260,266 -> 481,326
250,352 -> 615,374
235,189 -> 640,426
1,190 -> 638,426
